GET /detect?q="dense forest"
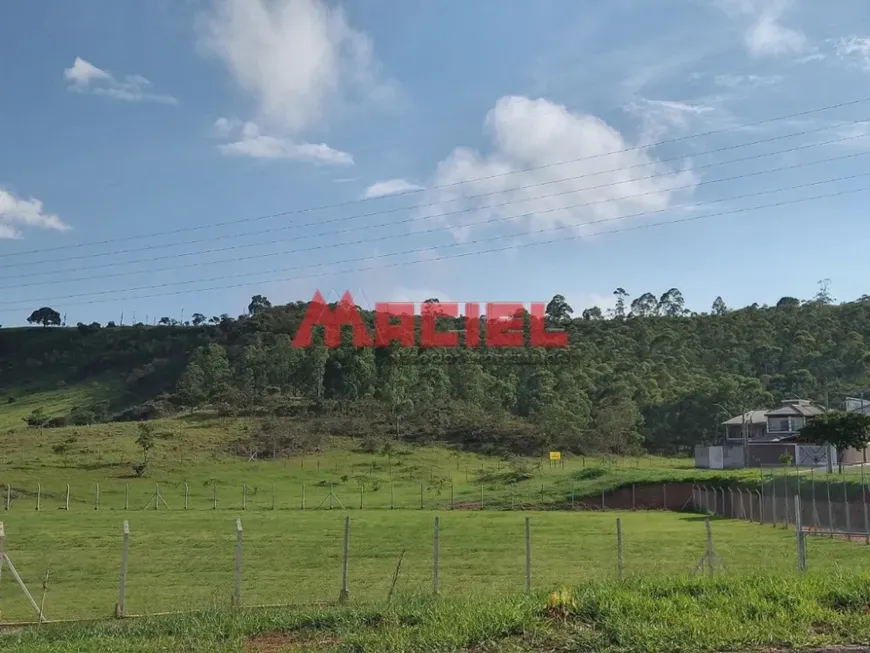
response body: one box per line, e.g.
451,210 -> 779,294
3,280 -> 870,457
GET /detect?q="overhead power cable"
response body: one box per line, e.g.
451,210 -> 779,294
3,95 -> 870,259
2,177 -> 868,310
1,118 -> 868,274
4,142 -> 870,289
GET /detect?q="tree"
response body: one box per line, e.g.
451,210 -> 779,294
545,294 -> 573,324
711,296 -> 728,315
134,422 -> 156,476
191,313 -> 207,326
612,288 -> 629,319
582,306 -> 603,320
248,295 -> 272,316
800,411 -> 870,473
24,408 -> 48,428
27,307 -> 61,327
658,288 -> 687,317
158,317 -> 171,326
630,292 -> 658,318
776,297 -> 800,309
814,279 -> 834,305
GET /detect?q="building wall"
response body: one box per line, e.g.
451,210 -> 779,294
725,424 -> 766,440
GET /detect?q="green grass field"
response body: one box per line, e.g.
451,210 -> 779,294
0,509 -> 865,624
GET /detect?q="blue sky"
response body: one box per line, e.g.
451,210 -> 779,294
2,0 -> 870,326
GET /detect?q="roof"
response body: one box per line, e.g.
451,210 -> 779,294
765,402 -> 826,417
721,410 -> 769,426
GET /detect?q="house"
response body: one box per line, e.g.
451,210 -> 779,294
698,398 -> 828,469
720,399 -> 825,444
763,399 -> 826,439
721,410 -> 768,442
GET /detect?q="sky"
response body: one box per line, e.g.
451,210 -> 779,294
3,0 -> 870,326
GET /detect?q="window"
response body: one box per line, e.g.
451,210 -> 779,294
769,417 -> 791,432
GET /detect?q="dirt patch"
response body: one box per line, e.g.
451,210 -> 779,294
243,630 -> 340,653
453,501 -> 482,510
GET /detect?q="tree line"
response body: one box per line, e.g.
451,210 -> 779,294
6,281 -> 870,457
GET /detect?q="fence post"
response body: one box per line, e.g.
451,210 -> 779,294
184,484 -> 189,510
728,487 -> 734,518
95,484 -> 100,511
115,521 -> 129,618
525,517 -> 531,595
36,484 -> 40,511
616,518 -> 624,580
450,482 -> 454,510
65,485 -> 70,511
420,484 -> 424,510
360,484 -> 364,510
5,484 -> 9,511
705,519 -> 714,577
243,484 -> 247,511
843,480 -> 852,541
827,484 -> 834,538
232,519 -> 243,607
433,516 -> 439,595
772,484 -> 777,527
339,517 -> 350,603
794,495 -> 806,573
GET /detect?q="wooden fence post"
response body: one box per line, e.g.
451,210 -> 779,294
95,484 -> 100,511
36,484 -> 41,512
115,521 -> 129,618
65,485 -> 70,511
184,484 -> 189,510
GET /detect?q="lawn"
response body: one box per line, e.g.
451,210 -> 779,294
0,509 -> 864,624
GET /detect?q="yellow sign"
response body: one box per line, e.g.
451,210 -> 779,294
549,451 -> 561,461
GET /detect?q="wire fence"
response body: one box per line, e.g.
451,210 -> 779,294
694,481 -> 870,542
0,497 -> 853,626
0,479 -> 699,513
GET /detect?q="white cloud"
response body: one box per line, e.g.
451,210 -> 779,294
199,0 -> 390,165
363,179 -> 424,199
415,96 -> 697,243
835,36 -> 870,71
745,14 -> 806,57
716,0 -> 807,58
63,57 -> 176,104
713,73 -> 784,89
0,191 -> 70,240
623,98 -> 717,145
215,119 -> 353,165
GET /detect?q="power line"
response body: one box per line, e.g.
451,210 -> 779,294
2,117 -> 869,274
4,95 -> 870,259
5,141 -> 870,289
3,179 -> 868,310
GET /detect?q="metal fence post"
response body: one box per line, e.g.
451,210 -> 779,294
843,480 -> 852,541
525,517 -> 531,595
794,495 -> 806,573
115,521 -> 129,618
433,516 -> 440,595
339,517 -> 350,603
616,518 -> 624,580
233,519 -> 242,607
827,484 -> 834,538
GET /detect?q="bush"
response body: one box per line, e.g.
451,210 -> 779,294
47,415 -> 71,428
